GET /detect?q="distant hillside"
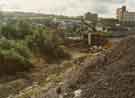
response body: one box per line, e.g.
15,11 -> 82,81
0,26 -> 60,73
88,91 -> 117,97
0,11 -> 81,20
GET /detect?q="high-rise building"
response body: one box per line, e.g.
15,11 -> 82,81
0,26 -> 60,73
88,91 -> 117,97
117,6 -> 135,25
116,6 -> 126,21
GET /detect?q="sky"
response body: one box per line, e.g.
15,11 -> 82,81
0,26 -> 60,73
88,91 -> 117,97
0,0 -> 135,17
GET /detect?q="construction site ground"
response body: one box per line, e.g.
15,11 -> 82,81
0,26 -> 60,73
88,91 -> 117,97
1,36 -> 135,98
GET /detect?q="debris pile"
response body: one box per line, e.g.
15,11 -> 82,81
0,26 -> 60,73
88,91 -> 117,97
64,36 -> 135,98
6,36 -> 135,98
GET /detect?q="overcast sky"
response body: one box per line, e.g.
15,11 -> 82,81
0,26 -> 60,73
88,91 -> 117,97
0,0 -> 135,17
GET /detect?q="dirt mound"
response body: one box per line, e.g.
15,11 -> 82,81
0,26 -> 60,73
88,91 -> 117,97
64,36 -> 135,98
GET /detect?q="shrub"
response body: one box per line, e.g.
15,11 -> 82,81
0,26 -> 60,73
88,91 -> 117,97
26,28 -> 70,63
0,38 -> 32,75
1,19 -> 32,39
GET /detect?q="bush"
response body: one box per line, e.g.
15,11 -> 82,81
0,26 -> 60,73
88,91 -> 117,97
0,38 -> 32,75
0,20 -> 70,74
26,28 -> 70,63
1,19 -> 32,39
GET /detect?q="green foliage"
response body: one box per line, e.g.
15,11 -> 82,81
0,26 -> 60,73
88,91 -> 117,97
26,27 -> 70,63
0,19 -> 70,74
0,37 -> 32,75
0,37 -> 31,58
103,32 -> 113,37
1,19 -> 32,39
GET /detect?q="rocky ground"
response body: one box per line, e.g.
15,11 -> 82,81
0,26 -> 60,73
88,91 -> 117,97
62,36 -> 135,98
1,36 -> 135,98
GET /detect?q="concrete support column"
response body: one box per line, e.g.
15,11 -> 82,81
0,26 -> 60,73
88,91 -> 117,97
88,32 -> 91,45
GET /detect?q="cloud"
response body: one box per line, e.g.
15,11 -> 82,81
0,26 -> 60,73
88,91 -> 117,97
0,0 -> 134,17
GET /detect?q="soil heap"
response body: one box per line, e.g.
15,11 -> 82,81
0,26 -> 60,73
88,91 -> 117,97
63,36 -> 135,98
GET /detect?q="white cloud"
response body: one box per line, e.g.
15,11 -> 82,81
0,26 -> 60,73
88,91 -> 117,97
0,0 -> 134,17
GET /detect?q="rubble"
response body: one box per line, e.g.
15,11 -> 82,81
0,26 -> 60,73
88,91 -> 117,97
63,36 -> 135,98
5,36 -> 135,98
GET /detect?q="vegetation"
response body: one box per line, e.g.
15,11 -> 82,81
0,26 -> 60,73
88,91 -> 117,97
96,32 -> 113,37
0,36 -> 32,75
0,19 -> 70,75
103,32 -> 113,37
